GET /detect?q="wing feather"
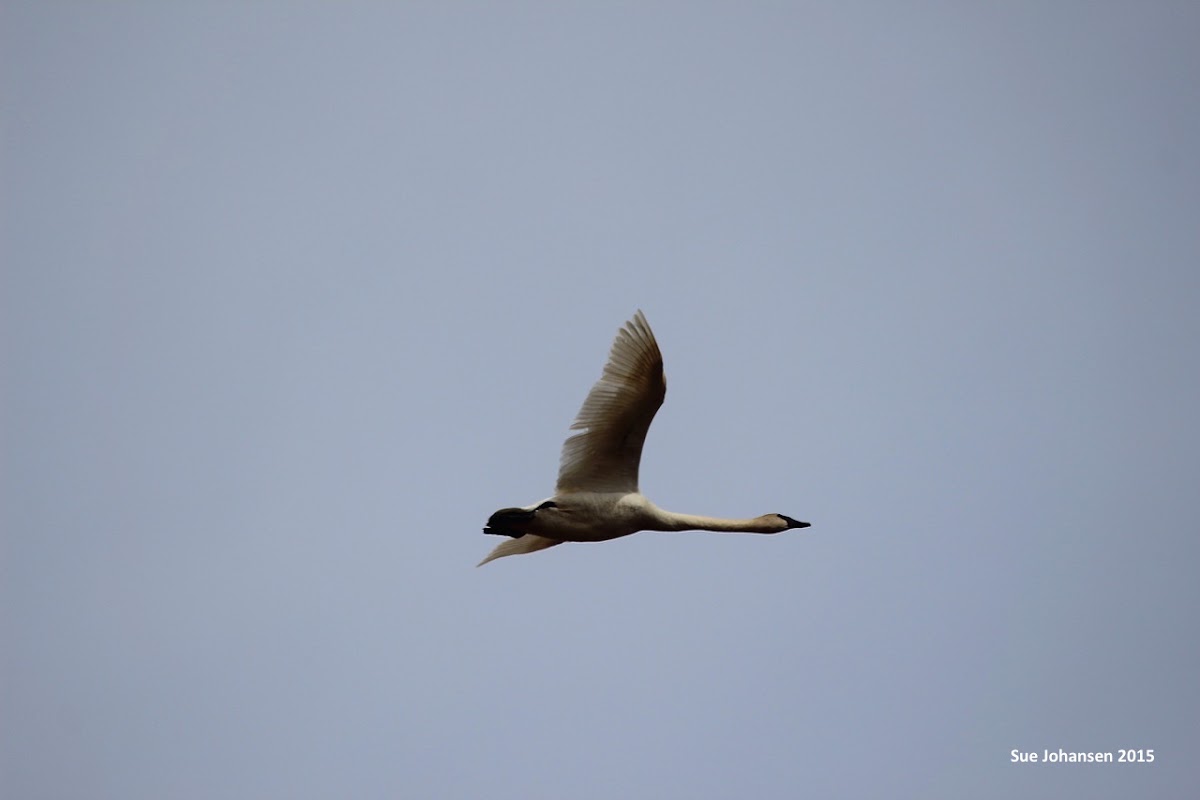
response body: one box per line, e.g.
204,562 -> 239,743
476,535 -> 562,567
556,310 -> 665,493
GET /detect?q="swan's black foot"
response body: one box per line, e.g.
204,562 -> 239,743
483,507 -> 535,538
483,525 -> 523,537
483,502 -> 559,537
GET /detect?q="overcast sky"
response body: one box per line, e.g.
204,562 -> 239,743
3,3 -> 1198,798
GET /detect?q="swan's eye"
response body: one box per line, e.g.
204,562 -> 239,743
536,501 -> 557,511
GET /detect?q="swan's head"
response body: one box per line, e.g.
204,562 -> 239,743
775,514 -> 811,530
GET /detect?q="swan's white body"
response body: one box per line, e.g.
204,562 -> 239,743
479,311 -> 809,566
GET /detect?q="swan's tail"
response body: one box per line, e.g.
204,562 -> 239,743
477,535 -> 562,567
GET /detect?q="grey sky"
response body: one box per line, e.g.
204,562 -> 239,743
3,3 -> 1198,798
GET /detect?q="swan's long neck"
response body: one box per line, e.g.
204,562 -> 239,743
647,508 -> 780,534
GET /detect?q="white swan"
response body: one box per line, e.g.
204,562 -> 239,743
478,311 -> 810,566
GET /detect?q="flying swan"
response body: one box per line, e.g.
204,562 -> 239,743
479,311 -> 810,566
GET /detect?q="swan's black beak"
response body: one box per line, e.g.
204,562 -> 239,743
778,515 -> 811,530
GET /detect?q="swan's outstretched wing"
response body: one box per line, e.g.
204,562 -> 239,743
477,535 -> 562,567
556,310 -> 666,494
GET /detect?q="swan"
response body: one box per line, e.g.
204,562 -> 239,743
478,311 -> 810,566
